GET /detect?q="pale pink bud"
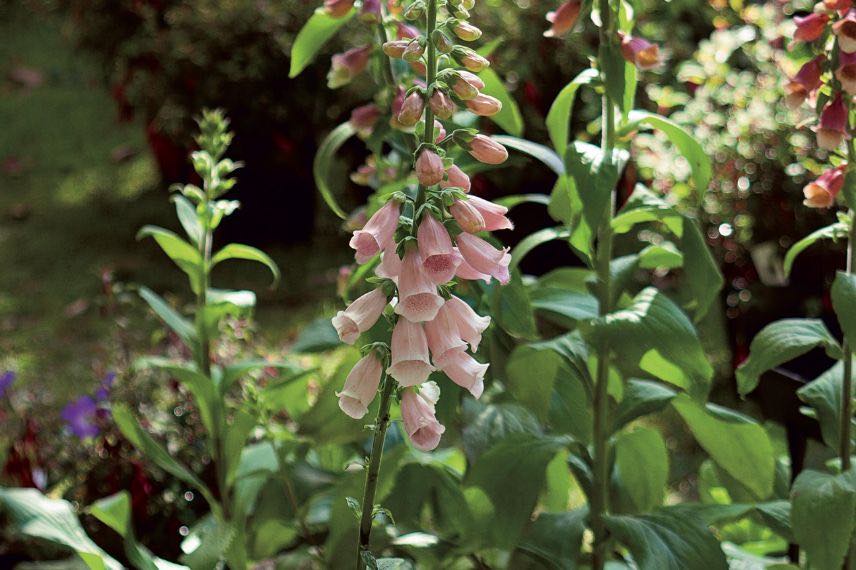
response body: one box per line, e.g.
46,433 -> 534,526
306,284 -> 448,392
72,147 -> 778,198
383,40 -> 410,58
397,22 -> 420,39
388,318 -> 436,386
332,288 -> 388,344
360,0 -> 381,21
350,103 -> 381,137
456,232 -> 511,284
803,165 -> 846,208
453,21 -> 482,41
835,11 -> 856,52
401,383 -> 445,451
451,70 -> 484,100
349,200 -> 400,263
324,0 -> 354,18
450,199 -> 486,233
816,94 -> 848,151
350,163 -> 376,186
468,134 -> 509,165
444,296 -> 491,352
376,251 -> 403,281
794,12 -> 829,42
337,352 -> 383,418
417,215 -> 463,284
465,94 -> 502,116
837,51 -> 856,95
416,149 -> 444,186
455,250 -> 492,283
464,195 -> 513,231
437,348 -> 488,398
395,249 -> 445,322
398,92 -> 425,127
429,90 -> 457,119
618,33 -> 661,70
425,307 -> 467,363
403,40 -> 425,62
544,0 -> 581,37
434,120 -> 447,143
328,45 -> 371,89
455,48 -> 490,72
441,165 -> 471,192
785,56 -> 824,109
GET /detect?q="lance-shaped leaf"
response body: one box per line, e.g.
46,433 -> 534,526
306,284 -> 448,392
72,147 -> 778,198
831,271 -> 856,346
681,216 -> 723,320
510,226 -> 570,271
798,360 -> 855,450
546,68 -> 599,157
494,193 -> 551,209
137,225 -> 203,293
612,184 -> 682,235
385,463 -> 472,536
493,135 -> 565,175
314,122 -> 356,220
735,319 -> 842,396
138,286 -> 198,349
791,468 -> 856,570
530,287 -> 600,329
614,428 -> 669,512
173,195 -> 203,246
784,222 -> 849,276
211,244 -> 280,287
612,379 -> 677,432
289,8 -> 355,78
510,508 -> 587,569
477,66 -> 524,136
638,242 -> 683,270
672,394 -> 775,499
581,287 -> 713,398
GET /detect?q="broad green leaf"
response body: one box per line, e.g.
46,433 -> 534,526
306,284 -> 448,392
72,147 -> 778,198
680,216 -> 724,321
136,357 -> 217,438
791,468 -> 856,570
291,317 -> 343,353
510,508 -> 587,569
180,515 -> 238,570
211,243 -> 280,287
314,122 -> 357,220
510,227 -> 570,271
624,111 -> 712,198
137,225 -> 203,293
604,509 -> 728,570
138,286 -> 198,348
546,68 -> 599,156
478,67 -> 524,136
798,360 -> 855,451
611,184 -> 683,235
492,135 -> 565,175
783,222 -> 848,276
600,42 -> 629,116
489,269 -> 537,339
173,195 -> 203,246
735,319 -> 842,396
461,399 -> 542,463
614,428 -> 668,512
385,463 -> 472,537
831,271 -> 856,345
638,242 -> 683,269
289,8 -> 354,78
582,287 -> 713,397
0,488 -> 122,570
672,395 -> 775,499
612,379 -> 677,432
530,288 -> 599,329
494,193 -> 551,209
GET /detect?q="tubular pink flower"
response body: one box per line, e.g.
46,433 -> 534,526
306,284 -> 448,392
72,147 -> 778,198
429,90 -> 456,119
417,215 -> 463,284
618,33 -> 661,70
816,94 -> 848,150
803,165 -> 846,208
328,45 -> 371,89
794,12 -> 829,42
837,51 -> 856,94
464,196 -> 513,231
468,134 -> 509,165
324,0 -> 354,18
376,251 -> 403,281
444,296 -> 491,352
465,94 -> 503,116
456,232 -> 511,284
455,251 -> 492,283
331,288 -> 388,344
441,165 -> 471,192
544,0 -> 582,38
350,104 -> 381,137
403,40 -> 425,62
425,307 -> 467,363
397,21 -> 420,39
337,352 -> 383,419
400,383 -> 445,451
398,92 -> 425,127
455,48 -> 490,72
785,56 -> 824,109
395,249 -> 445,322
437,348 -> 488,398
450,199 -> 486,233
416,149 -> 445,186
833,10 -> 856,52
383,39 -> 410,58
453,21 -> 482,41
451,70 -> 484,100
388,318 -> 436,386
349,200 -> 400,263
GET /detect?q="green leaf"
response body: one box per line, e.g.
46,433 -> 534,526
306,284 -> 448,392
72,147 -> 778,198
137,225 -> 203,293
289,8 -> 354,78
611,184 -> 683,235
831,271 -> 856,346
604,509 -> 728,570
582,287 -> 713,397
624,111 -> 712,198
614,428 -> 668,512
138,286 -> 198,348
530,288 -> 600,329
173,195 -> 203,246
783,222 -> 849,276
292,316 -> 343,353
385,463 -> 472,537
220,359 -> 305,395
494,193 -> 551,209
510,227 -> 571,271
478,67 -> 524,136
211,243 -> 280,287
735,319 -> 842,396
461,399 -> 542,463
600,42 -> 629,115
791,468 -> 856,570
681,216 -> 724,320
0,488 -> 122,570
135,358 -> 218,439
672,394 -> 775,499
489,269 -> 537,339
224,409 -> 257,486
510,508 -> 587,569
798,360 -> 855,451
180,515 -> 238,570
638,242 -> 683,269
314,122 -> 356,220
612,379 -> 677,432
492,135 -> 565,175
546,68 -> 599,157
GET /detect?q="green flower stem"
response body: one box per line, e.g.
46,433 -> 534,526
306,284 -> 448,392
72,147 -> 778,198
355,371 -> 397,569
844,213 -> 854,570
591,1 -> 618,568
422,0 -> 437,149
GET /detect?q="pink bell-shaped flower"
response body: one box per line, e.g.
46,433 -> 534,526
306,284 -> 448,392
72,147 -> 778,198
425,305 -> 467,363
417,215 -> 463,284
794,12 -> 829,42
437,348 -> 488,398
337,352 -> 383,419
349,200 -> 400,263
331,287 -> 388,344
401,382 -> 445,451
395,249 -> 445,322
803,165 -> 846,208
444,296 -> 491,352
785,56 -> 824,109
388,318 -> 436,386
816,94 -> 848,151
456,232 -> 511,284
544,0 -> 581,38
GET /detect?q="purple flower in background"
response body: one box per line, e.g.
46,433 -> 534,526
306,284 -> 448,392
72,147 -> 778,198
61,395 -> 100,439
0,371 -> 15,398
94,372 -> 116,402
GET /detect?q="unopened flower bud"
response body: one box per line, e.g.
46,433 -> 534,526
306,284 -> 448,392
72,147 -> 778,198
453,21 -> 482,41
833,10 -> 856,52
784,56 -> 824,109
544,0 -> 582,38
360,0 -> 381,21
350,103 -> 381,137
403,1 -> 425,20
451,70 -> 485,100
441,165 -> 471,192
416,149 -> 445,186
461,0 -> 476,9
403,40 -> 425,62
434,120 -> 447,143
397,22 -> 420,39
794,12 -> 829,43
430,90 -> 457,119
618,33 -> 661,70
383,40 -> 410,58
451,199 -> 486,233
397,92 -> 425,127
803,165 -> 846,208
324,0 -> 354,18
432,30 -> 455,54
816,94 -> 848,150
468,134 -> 508,165
328,45 -> 372,89
454,47 -> 490,72
466,93 -> 502,116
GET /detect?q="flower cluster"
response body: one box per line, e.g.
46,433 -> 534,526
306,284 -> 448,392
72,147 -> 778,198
328,0 -> 513,451
786,0 -> 855,207
60,372 -> 115,440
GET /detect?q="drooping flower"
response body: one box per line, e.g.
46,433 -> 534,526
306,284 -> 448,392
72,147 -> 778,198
441,165 -> 471,192
349,200 -> 400,263
425,303 -> 467,363
456,232 -> 511,284
398,92 -> 425,127
461,196 -> 513,231
454,47 -> 490,72
417,215 -> 463,284
450,199 -> 486,233
415,149 -> 445,186
794,12 -> 830,43
328,45 -> 372,89
836,51 -> 856,95
383,40 -> 410,58
332,288 -> 388,344
451,70 -> 484,100
618,33 -> 661,70
443,296 -> 491,351
436,349 -> 488,398
452,21 -> 482,41
375,251 -> 403,281
400,383 -> 445,451
785,56 -> 824,109
826,0 -> 852,11
544,0 -> 582,38
429,90 -> 456,120
395,249 -> 445,322
0,371 -> 15,399
324,0 -> 354,18
803,165 -> 846,208
337,352 -> 383,419
350,104 -> 381,137
816,94 -> 848,150
388,318 -> 435,386
62,395 -> 100,439
833,10 -> 856,52
455,252 -> 492,283
467,134 -> 508,164
465,94 -> 502,116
